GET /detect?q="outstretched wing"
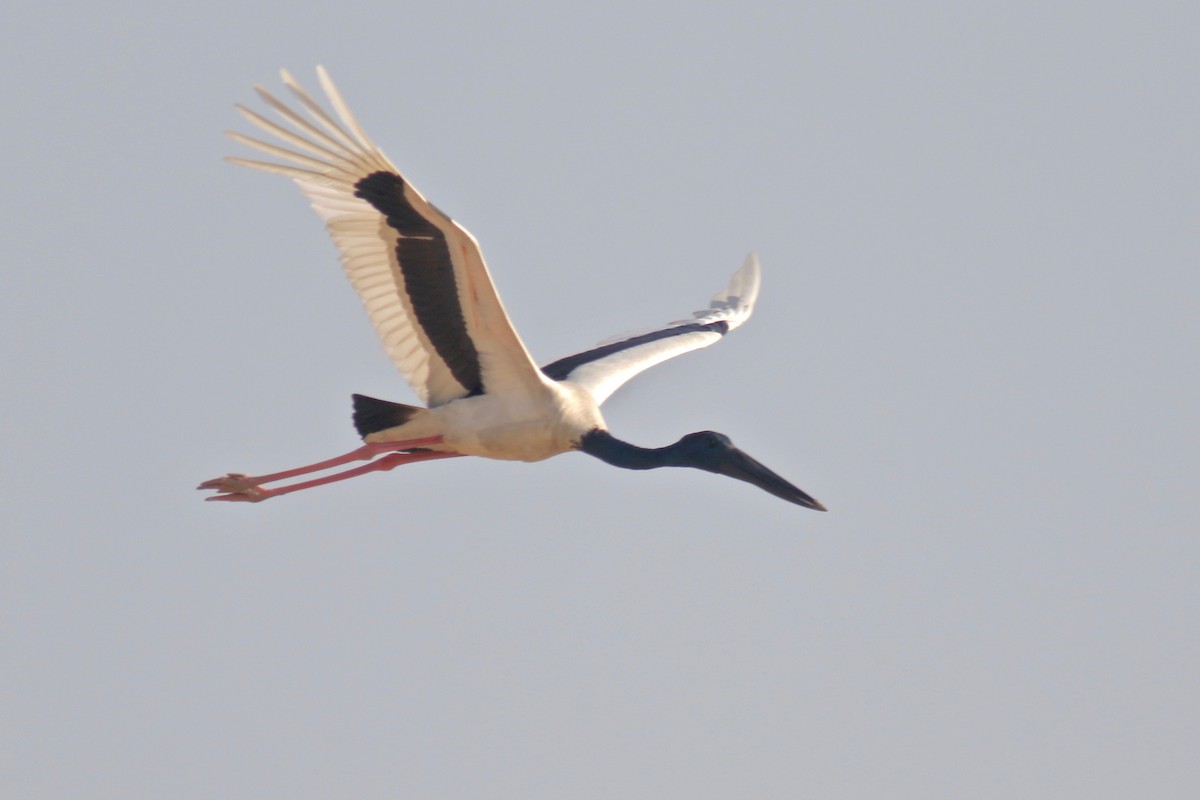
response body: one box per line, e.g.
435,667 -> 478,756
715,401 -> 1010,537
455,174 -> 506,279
541,253 -> 762,405
227,67 -> 545,407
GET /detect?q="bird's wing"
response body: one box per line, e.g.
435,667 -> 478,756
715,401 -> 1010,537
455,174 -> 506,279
226,67 -> 546,407
541,253 -> 762,405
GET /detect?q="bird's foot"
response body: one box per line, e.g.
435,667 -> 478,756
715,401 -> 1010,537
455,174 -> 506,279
197,473 -> 255,492
197,473 -> 274,502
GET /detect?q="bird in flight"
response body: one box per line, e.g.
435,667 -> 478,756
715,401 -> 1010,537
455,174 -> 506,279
199,68 -> 825,511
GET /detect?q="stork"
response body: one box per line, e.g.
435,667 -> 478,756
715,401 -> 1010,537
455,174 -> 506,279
198,68 -> 825,511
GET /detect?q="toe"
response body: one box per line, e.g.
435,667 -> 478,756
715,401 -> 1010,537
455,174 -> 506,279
197,473 -> 254,492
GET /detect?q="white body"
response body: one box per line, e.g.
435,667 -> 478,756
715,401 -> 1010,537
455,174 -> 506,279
366,378 -> 605,462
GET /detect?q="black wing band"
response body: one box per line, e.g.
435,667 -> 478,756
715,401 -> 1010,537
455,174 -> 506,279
541,320 -> 730,381
354,171 -> 484,395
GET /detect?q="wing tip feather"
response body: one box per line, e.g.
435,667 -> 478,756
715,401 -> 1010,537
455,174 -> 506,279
709,251 -> 762,327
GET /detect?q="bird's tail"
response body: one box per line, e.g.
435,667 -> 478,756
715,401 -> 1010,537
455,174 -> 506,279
351,394 -> 424,438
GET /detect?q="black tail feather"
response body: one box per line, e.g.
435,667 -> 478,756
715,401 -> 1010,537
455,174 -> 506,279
352,394 -> 422,438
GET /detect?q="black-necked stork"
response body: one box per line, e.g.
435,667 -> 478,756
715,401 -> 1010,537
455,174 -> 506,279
198,68 -> 825,511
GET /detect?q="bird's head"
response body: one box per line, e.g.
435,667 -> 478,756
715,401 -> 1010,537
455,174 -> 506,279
669,431 -> 826,511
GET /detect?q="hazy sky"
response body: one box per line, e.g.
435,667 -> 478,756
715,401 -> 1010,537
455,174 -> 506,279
4,2 -> 1197,798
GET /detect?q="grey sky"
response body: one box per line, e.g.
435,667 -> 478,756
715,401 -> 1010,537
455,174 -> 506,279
4,2 -> 1197,797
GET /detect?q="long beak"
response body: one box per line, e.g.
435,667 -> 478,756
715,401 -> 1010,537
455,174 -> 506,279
718,448 -> 827,511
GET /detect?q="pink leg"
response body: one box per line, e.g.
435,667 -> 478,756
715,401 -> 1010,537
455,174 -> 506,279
197,436 -> 445,493
202,449 -> 465,502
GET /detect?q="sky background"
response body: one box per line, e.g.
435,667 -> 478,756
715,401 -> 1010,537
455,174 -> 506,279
3,2 -> 1197,797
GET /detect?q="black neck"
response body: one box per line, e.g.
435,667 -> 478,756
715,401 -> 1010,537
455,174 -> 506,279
578,429 -> 677,471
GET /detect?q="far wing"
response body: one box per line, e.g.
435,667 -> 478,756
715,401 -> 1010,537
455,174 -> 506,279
541,253 -> 762,405
227,67 -> 546,407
